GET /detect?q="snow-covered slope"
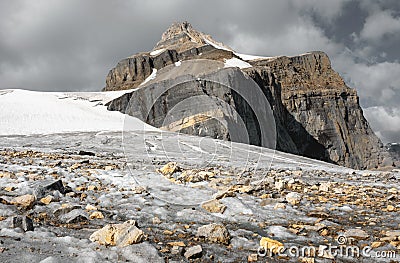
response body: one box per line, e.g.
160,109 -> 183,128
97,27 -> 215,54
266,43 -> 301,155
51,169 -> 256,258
224,57 -> 252,69
0,89 -> 156,135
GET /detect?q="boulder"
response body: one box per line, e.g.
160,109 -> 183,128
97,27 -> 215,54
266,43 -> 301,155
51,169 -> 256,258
89,220 -> 144,247
184,245 -> 203,259
10,194 -> 35,209
196,223 -> 230,244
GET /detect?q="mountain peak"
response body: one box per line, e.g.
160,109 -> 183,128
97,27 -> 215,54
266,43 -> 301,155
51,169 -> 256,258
154,21 -> 231,52
161,21 -> 194,38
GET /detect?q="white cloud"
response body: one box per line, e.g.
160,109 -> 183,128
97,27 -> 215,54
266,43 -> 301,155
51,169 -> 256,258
364,106 -> 400,143
226,18 -> 341,56
291,0 -> 351,21
333,52 -> 400,107
359,10 -> 400,42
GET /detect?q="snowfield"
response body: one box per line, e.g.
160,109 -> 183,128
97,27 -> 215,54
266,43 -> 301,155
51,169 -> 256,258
0,89 -> 156,135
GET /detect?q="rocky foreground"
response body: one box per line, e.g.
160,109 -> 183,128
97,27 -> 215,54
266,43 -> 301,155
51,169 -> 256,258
0,131 -> 399,262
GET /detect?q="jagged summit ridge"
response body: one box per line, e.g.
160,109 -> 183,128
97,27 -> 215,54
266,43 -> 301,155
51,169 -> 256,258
154,21 -> 232,52
156,21 -> 203,45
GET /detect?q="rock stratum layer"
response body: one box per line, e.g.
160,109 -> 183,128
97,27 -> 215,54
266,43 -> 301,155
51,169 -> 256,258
105,22 -> 393,170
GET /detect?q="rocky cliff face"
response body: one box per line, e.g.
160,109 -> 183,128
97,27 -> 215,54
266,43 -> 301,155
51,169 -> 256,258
244,52 -> 391,169
105,22 -> 393,170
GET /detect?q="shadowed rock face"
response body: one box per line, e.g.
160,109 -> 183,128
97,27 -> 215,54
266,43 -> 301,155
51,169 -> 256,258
244,53 -> 391,169
105,22 -> 393,170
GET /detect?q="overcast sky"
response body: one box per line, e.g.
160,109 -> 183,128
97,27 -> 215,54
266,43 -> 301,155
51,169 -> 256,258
0,0 -> 399,143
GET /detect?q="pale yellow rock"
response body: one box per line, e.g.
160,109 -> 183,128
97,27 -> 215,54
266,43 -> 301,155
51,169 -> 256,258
0,172 -> 12,178
152,216 -> 162,224
178,170 -> 214,183
158,162 -> 180,177
75,186 -> 86,191
320,229 -> 329,236
274,203 -> 286,210
89,220 -> 143,247
319,182 -> 331,192
214,188 -> 236,199
371,241 -> 383,248
163,230 -> 174,235
390,241 -> 400,247
104,166 -> 113,171
167,241 -> 185,247
40,195 -> 53,205
87,185 -> 98,191
380,236 -> 397,242
238,185 -> 253,193
15,172 -> 25,177
387,205 -> 396,212
247,253 -> 258,262
90,211 -> 104,219
85,204 -> 98,211
4,186 -> 15,192
132,186 -> 146,194
318,196 -> 328,203
292,170 -> 303,177
275,181 -> 285,191
201,199 -> 226,213
259,237 -> 284,254
10,194 -> 35,209
299,258 -> 315,263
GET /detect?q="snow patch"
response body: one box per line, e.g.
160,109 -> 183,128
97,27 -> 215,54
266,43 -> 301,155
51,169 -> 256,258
235,52 -> 273,61
203,37 -> 232,51
175,61 -> 182,67
224,58 -> 252,69
150,49 -> 165,56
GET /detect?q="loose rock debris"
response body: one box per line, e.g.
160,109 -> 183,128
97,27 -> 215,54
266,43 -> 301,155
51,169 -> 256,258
0,134 -> 399,262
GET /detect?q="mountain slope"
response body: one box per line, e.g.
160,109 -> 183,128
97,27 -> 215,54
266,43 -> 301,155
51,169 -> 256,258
105,22 -> 393,170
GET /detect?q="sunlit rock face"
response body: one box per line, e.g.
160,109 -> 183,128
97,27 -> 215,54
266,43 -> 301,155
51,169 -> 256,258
105,21 -> 393,169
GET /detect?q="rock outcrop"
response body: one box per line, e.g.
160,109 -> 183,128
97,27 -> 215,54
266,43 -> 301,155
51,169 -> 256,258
105,21 -> 393,169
